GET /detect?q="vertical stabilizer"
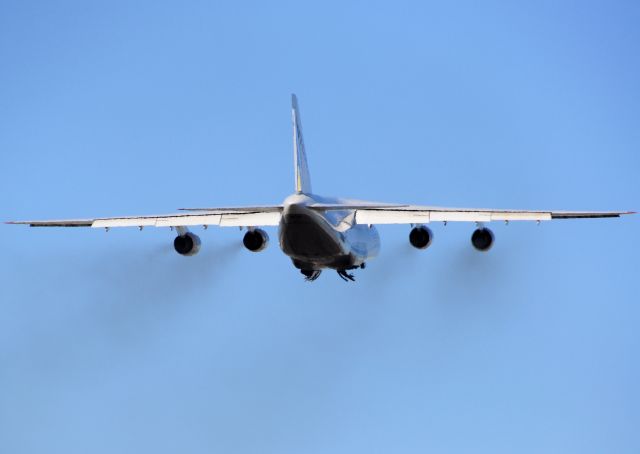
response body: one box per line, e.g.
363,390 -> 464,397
292,94 -> 312,194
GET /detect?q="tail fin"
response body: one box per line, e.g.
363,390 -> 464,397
292,94 -> 312,194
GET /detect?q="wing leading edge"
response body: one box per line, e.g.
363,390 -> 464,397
7,207 -> 283,228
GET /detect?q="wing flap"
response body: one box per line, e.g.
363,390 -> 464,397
154,215 -> 222,227
490,212 -> 551,221
92,218 -> 158,228
429,211 -> 493,222
355,210 -> 430,225
219,211 -> 281,227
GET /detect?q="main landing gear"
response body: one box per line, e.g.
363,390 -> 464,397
337,270 -> 355,281
301,269 -> 322,281
336,263 -> 365,282
298,263 -> 365,282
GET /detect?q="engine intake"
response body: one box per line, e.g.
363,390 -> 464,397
174,232 -> 201,256
409,225 -> 433,249
471,227 -> 494,252
243,228 -> 269,252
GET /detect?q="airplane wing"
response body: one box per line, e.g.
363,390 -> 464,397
7,206 -> 283,229
308,204 -> 634,224
354,206 -> 634,224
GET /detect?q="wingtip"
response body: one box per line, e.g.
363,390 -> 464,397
6,221 -> 36,226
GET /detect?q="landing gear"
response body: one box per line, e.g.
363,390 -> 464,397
337,269 -> 355,281
301,269 -> 322,281
293,260 -> 363,282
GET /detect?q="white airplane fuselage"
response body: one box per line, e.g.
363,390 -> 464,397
279,193 -> 380,272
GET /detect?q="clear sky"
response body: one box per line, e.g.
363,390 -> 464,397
1,1 -> 639,453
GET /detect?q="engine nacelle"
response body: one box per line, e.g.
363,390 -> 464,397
471,227 -> 494,252
409,225 -> 433,249
243,228 -> 269,252
173,232 -> 201,256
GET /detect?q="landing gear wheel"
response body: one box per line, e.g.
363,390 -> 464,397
301,269 -> 322,281
337,270 -> 355,281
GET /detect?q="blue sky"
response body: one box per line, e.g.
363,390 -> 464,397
1,1 -> 639,453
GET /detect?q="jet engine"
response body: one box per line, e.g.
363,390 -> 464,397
409,225 -> 433,249
243,228 -> 269,252
174,232 -> 202,256
471,227 -> 494,251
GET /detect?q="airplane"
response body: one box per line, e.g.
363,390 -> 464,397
7,94 -> 635,281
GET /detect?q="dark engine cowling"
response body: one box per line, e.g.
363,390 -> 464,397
174,232 -> 202,256
471,227 -> 494,252
409,225 -> 433,249
243,228 -> 269,252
